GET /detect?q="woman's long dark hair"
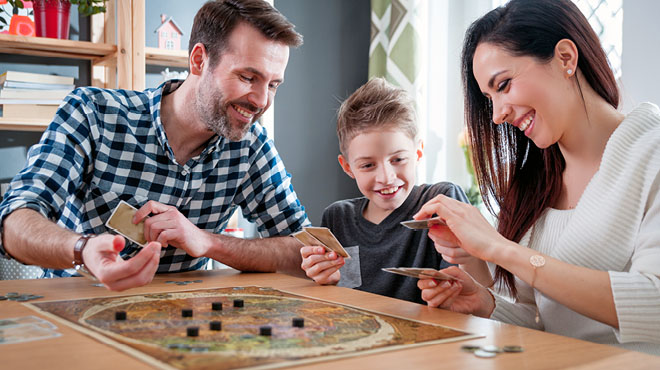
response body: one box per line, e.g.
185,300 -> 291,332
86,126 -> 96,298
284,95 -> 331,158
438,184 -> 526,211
461,0 -> 619,297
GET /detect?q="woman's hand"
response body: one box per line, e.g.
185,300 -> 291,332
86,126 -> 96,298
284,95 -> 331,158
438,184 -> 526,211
415,195 -> 509,262
417,266 -> 495,317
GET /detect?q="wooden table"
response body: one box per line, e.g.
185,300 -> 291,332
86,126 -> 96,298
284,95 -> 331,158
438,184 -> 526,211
1,269 -> 658,369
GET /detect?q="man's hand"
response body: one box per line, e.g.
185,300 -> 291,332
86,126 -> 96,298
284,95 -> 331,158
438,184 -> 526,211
83,234 -> 161,291
300,246 -> 344,285
134,200 -> 210,257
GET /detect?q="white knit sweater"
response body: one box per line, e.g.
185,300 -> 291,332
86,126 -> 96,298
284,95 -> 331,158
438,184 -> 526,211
489,103 -> 660,355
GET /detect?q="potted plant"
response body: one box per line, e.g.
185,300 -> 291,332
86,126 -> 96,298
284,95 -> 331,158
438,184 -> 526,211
4,0 -> 106,39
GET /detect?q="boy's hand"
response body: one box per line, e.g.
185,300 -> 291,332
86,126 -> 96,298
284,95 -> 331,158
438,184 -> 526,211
300,246 -> 344,285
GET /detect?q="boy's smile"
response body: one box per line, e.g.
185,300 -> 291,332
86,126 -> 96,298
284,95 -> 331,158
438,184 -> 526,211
339,128 -> 422,224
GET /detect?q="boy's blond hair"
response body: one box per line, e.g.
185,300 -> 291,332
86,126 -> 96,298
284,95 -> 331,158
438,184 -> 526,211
336,77 -> 417,155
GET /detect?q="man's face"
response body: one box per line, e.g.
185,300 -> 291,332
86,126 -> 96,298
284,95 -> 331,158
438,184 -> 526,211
195,22 -> 290,141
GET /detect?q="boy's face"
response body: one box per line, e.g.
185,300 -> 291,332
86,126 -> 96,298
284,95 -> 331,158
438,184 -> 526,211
338,128 -> 422,223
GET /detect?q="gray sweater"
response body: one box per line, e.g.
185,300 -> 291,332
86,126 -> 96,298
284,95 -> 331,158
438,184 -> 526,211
321,183 -> 468,304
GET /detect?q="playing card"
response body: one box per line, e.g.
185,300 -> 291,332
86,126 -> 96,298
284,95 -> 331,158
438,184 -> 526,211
292,230 -> 324,248
303,227 -> 351,258
400,216 -> 446,230
381,267 -> 458,281
106,200 -> 147,246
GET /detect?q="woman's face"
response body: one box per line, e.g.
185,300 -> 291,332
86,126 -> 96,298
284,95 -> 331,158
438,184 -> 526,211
472,42 -> 576,149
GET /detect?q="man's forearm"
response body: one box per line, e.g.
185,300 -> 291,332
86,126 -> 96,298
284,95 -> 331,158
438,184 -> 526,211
206,233 -> 304,276
3,208 -> 78,269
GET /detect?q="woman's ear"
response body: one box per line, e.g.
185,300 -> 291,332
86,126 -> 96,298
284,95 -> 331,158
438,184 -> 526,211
338,154 -> 355,179
555,38 -> 579,78
189,43 -> 207,76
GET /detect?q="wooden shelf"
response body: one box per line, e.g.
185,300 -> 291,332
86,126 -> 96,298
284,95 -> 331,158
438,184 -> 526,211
145,47 -> 188,68
0,34 -> 116,62
0,117 -> 50,132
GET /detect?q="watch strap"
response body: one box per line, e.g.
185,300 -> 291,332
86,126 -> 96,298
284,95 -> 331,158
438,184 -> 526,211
73,235 -> 93,266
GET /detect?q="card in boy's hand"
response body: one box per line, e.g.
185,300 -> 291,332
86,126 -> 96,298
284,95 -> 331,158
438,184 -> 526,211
291,227 -> 350,258
106,200 -> 147,246
400,216 -> 446,230
381,267 -> 458,281
303,227 -> 351,258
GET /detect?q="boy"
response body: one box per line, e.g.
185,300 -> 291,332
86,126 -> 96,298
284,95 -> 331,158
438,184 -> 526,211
300,78 -> 469,304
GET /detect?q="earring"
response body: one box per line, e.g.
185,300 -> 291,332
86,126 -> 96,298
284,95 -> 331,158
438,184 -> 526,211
567,68 -> 573,76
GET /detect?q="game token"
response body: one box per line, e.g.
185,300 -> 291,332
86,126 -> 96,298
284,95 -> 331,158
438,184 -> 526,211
481,345 -> 503,353
460,344 -> 481,353
292,317 -> 305,328
0,296 -> 7,301
182,309 -> 193,317
474,349 -> 496,358
233,299 -> 244,308
212,302 -> 223,311
187,326 -> 199,337
210,321 -> 222,331
115,311 -> 127,320
502,345 -> 524,353
259,326 -> 272,336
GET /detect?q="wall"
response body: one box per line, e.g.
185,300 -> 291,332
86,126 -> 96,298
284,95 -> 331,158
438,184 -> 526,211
620,0 -> 660,112
274,0 -> 368,224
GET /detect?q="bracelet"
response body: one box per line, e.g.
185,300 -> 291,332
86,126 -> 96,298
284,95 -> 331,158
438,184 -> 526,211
529,254 -> 546,324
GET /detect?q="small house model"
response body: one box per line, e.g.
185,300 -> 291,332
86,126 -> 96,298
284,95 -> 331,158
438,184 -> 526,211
155,14 -> 183,50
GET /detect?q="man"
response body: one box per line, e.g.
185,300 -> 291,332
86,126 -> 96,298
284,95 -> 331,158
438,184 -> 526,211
0,0 -> 309,291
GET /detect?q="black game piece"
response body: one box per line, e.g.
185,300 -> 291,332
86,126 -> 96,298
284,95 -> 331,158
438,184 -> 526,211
182,308 -> 193,317
259,326 -> 272,336
233,299 -> 244,308
292,317 -> 304,328
115,311 -> 127,320
210,321 -> 222,331
187,326 -> 199,337
212,302 -> 223,311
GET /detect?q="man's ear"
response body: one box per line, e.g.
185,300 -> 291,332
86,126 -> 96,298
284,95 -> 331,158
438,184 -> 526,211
416,139 -> 424,161
555,39 -> 578,77
338,154 -> 355,179
189,43 -> 208,76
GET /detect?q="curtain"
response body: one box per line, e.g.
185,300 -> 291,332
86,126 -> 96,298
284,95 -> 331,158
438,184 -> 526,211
369,0 -> 428,181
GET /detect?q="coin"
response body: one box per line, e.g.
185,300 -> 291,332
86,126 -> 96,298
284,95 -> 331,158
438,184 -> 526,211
474,349 -> 497,358
482,345 -> 503,353
460,344 -> 481,353
502,345 -> 524,353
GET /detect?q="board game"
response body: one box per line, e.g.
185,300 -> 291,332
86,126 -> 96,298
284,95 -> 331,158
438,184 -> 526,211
26,286 -> 479,370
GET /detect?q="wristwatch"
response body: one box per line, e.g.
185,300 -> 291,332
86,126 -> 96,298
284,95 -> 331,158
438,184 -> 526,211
72,235 -> 97,281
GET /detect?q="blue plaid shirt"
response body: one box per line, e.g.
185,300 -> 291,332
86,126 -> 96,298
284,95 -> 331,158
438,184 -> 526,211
0,80 -> 309,277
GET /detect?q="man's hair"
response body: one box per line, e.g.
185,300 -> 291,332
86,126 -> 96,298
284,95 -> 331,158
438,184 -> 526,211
189,0 -> 303,68
336,77 -> 417,155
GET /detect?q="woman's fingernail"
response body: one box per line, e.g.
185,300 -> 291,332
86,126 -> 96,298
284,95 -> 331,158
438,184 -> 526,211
429,279 -> 438,287
441,281 -> 451,288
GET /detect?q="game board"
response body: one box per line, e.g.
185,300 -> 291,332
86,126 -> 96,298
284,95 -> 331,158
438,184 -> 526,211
26,286 -> 480,370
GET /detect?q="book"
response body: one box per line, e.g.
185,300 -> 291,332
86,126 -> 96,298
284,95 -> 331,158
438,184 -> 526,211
0,71 -> 74,86
0,88 -> 71,100
0,104 -> 60,120
1,80 -> 76,91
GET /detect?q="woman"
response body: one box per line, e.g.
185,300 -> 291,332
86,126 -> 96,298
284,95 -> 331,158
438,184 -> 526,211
416,0 -> 660,354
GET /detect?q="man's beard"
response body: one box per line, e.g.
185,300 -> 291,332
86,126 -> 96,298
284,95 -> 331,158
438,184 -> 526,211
195,80 -> 262,142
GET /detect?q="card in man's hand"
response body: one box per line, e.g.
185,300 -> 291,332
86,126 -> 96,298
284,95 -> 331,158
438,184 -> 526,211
291,227 -> 351,258
382,267 -> 459,281
400,216 -> 446,230
106,200 -> 147,246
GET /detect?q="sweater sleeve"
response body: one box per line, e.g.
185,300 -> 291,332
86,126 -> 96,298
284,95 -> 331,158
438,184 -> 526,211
489,276 -> 544,331
610,173 -> 660,343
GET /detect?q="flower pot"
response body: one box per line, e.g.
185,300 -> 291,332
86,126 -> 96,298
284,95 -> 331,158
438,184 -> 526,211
32,0 -> 71,39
